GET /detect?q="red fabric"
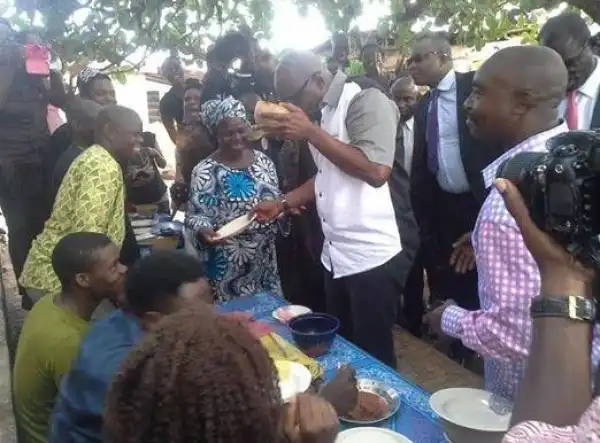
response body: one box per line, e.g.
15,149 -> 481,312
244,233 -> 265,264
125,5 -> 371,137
566,91 -> 579,130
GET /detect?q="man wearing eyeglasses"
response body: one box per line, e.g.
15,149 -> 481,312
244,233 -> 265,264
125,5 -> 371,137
408,33 -> 504,339
253,50 -> 407,368
539,12 -> 600,131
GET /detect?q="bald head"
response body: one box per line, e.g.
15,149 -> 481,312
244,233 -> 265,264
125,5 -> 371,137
68,98 -> 103,146
464,45 -> 567,145
95,105 -> 142,160
274,50 -> 332,114
478,46 -> 567,108
391,76 -> 418,121
68,97 -> 103,123
275,50 -> 327,95
96,105 -> 141,132
391,76 -> 416,93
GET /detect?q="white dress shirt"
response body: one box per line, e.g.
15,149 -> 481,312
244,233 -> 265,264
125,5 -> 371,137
435,70 -> 470,193
310,80 -> 402,279
558,56 -> 600,130
401,117 -> 414,176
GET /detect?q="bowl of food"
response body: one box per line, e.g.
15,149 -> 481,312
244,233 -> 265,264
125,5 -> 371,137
429,388 -> 512,443
340,379 -> 401,425
288,313 -> 339,358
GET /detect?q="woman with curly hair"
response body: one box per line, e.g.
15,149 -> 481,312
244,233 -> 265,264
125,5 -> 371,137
104,309 -> 338,443
185,96 -> 282,301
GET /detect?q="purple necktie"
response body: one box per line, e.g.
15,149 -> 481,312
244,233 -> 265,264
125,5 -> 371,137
426,88 -> 440,174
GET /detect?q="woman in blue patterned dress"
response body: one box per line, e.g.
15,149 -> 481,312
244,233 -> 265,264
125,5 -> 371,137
185,96 -> 282,301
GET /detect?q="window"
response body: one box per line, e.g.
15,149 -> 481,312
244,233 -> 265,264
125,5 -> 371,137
147,90 -> 161,123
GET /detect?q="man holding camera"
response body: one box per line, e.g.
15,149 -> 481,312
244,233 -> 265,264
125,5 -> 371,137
424,46 -> 600,401
499,177 -> 599,440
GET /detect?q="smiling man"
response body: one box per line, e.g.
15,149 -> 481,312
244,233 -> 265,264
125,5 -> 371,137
539,12 -> 600,130
424,46 -> 590,401
253,50 -> 405,367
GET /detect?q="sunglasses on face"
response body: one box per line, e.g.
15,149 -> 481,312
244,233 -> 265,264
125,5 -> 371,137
564,44 -> 588,69
407,51 -> 445,65
281,72 -> 318,103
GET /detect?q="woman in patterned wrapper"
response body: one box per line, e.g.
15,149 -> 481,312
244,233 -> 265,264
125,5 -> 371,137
185,96 -> 282,301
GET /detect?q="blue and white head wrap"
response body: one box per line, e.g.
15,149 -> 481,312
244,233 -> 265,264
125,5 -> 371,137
200,95 -> 249,134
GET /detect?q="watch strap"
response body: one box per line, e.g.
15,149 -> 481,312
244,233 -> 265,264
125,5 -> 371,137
530,296 -> 596,322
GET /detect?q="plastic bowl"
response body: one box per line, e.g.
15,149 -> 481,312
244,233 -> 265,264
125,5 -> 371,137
288,313 -> 339,357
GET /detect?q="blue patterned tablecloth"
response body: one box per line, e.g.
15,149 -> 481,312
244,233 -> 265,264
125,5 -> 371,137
218,293 -> 446,443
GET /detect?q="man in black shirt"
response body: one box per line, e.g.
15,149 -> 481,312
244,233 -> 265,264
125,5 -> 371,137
52,98 -> 102,202
159,56 -> 185,144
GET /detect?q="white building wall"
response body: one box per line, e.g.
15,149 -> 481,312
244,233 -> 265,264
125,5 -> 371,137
113,74 -> 176,170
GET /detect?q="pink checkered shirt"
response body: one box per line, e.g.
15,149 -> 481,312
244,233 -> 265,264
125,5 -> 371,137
441,122 -> 600,401
503,397 -> 600,442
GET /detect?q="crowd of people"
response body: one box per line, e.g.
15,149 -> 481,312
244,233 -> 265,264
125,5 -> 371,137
0,10 -> 600,443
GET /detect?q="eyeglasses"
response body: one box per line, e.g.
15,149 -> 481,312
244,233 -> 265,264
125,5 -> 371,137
407,51 -> 446,65
281,72 -> 318,103
564,44 -> 588,69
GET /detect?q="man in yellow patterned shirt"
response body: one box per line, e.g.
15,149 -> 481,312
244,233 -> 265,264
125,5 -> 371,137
20,105 -> 143,302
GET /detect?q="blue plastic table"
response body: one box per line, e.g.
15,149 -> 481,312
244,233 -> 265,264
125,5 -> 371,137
218,293 -> 446,443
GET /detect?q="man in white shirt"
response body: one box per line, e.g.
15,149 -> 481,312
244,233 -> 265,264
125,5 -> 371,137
539,12 -> 600,130
254,50 -> 405,367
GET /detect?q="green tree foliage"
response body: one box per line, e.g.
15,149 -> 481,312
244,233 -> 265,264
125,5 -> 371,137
295,0 -> 598,51
5,0 -> 272,73
5,0 -> 600,73
377,0 -> 600,50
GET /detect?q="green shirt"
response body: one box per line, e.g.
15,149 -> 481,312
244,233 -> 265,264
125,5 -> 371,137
13,295 -> 90,443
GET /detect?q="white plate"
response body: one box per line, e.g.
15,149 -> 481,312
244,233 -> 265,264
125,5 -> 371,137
336,428 -> 413,443
131,218 -> 154,228
274,360 -> 312,402
272,305 -> 312,323
429,388 -> 512,432
215,213 -> 256,239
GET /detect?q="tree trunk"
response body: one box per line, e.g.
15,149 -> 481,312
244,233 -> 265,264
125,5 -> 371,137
570,0 -> 600,24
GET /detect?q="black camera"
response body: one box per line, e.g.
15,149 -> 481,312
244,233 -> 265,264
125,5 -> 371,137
496,130 -> 600,268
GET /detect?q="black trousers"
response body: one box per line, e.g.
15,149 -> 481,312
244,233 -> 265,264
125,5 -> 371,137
0,163 -> 49,279
324,255 -> 402,368
399,250 -> 426,336
424,190 -> 479,310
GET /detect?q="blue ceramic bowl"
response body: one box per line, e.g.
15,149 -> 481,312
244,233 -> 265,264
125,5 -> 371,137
288,313 -> 340,358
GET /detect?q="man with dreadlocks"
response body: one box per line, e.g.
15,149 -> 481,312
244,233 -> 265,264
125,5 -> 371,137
104,308 -> 340,443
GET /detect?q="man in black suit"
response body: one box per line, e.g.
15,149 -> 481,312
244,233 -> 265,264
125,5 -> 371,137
539,13 -> 600,130
408,33 -> 503,314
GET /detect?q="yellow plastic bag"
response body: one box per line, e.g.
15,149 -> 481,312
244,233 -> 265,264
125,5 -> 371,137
260,333 -> 323,379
